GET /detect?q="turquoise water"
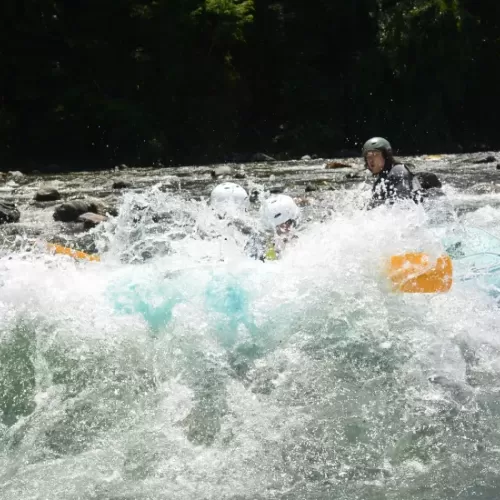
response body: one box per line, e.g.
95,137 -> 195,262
442,226 -> 500,298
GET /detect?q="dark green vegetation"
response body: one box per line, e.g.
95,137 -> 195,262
1,0 -> 498,170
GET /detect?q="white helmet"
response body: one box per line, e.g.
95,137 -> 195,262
210,182 -> 249,212
261,194 -> 300,228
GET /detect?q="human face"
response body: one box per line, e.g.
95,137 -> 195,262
277,219 -> 294,235
365,150 -> 385,175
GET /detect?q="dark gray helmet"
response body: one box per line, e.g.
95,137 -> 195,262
362,137 -> 392,158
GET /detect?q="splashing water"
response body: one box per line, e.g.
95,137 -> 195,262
2,186 -> 500,500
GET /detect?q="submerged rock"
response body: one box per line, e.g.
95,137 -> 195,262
472,155 -> 497,164
112,180 -> 132,190
53,199 -> 109,222
0,201 -> 20,224
8,171 -> 25,179
34,187 -> 61,202
325,161 -> 353,169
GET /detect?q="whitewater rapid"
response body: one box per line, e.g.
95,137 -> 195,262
2,182 -> 500,500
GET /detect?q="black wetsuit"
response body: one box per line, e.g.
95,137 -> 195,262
368,162 -> 424,209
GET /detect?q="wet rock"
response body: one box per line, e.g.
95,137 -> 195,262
345,172 -> 361,179
497,164 -> 500,170
0,201 -> 20,224
211,165 -> 234,179
8,171 -> 25,179
53,199 -> 108,222
234,171 -> 246,179
78,212 -> 108,230
112,180 -> 132,190
305,184 -> 317,192
269,185 -> 285,194
5,171 -> 31,186
472,155 -> 497,164
325,161 -> 352,169
250,153 -> 275,162
0,173 -> 7,183
34,187 -> 61,202
107,206 -> 119,217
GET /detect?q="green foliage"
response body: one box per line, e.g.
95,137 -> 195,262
0,0 -> 498,169
194,0 -> 254,42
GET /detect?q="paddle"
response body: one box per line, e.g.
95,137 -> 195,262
387,252 -> 453,293
46,243 -> 101,262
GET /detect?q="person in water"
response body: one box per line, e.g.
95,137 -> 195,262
207,183 -> 301,261
246,194 -> 301,261
204,181 -> 259,252
209,181 -> 250,218
362,137 -> 427,209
